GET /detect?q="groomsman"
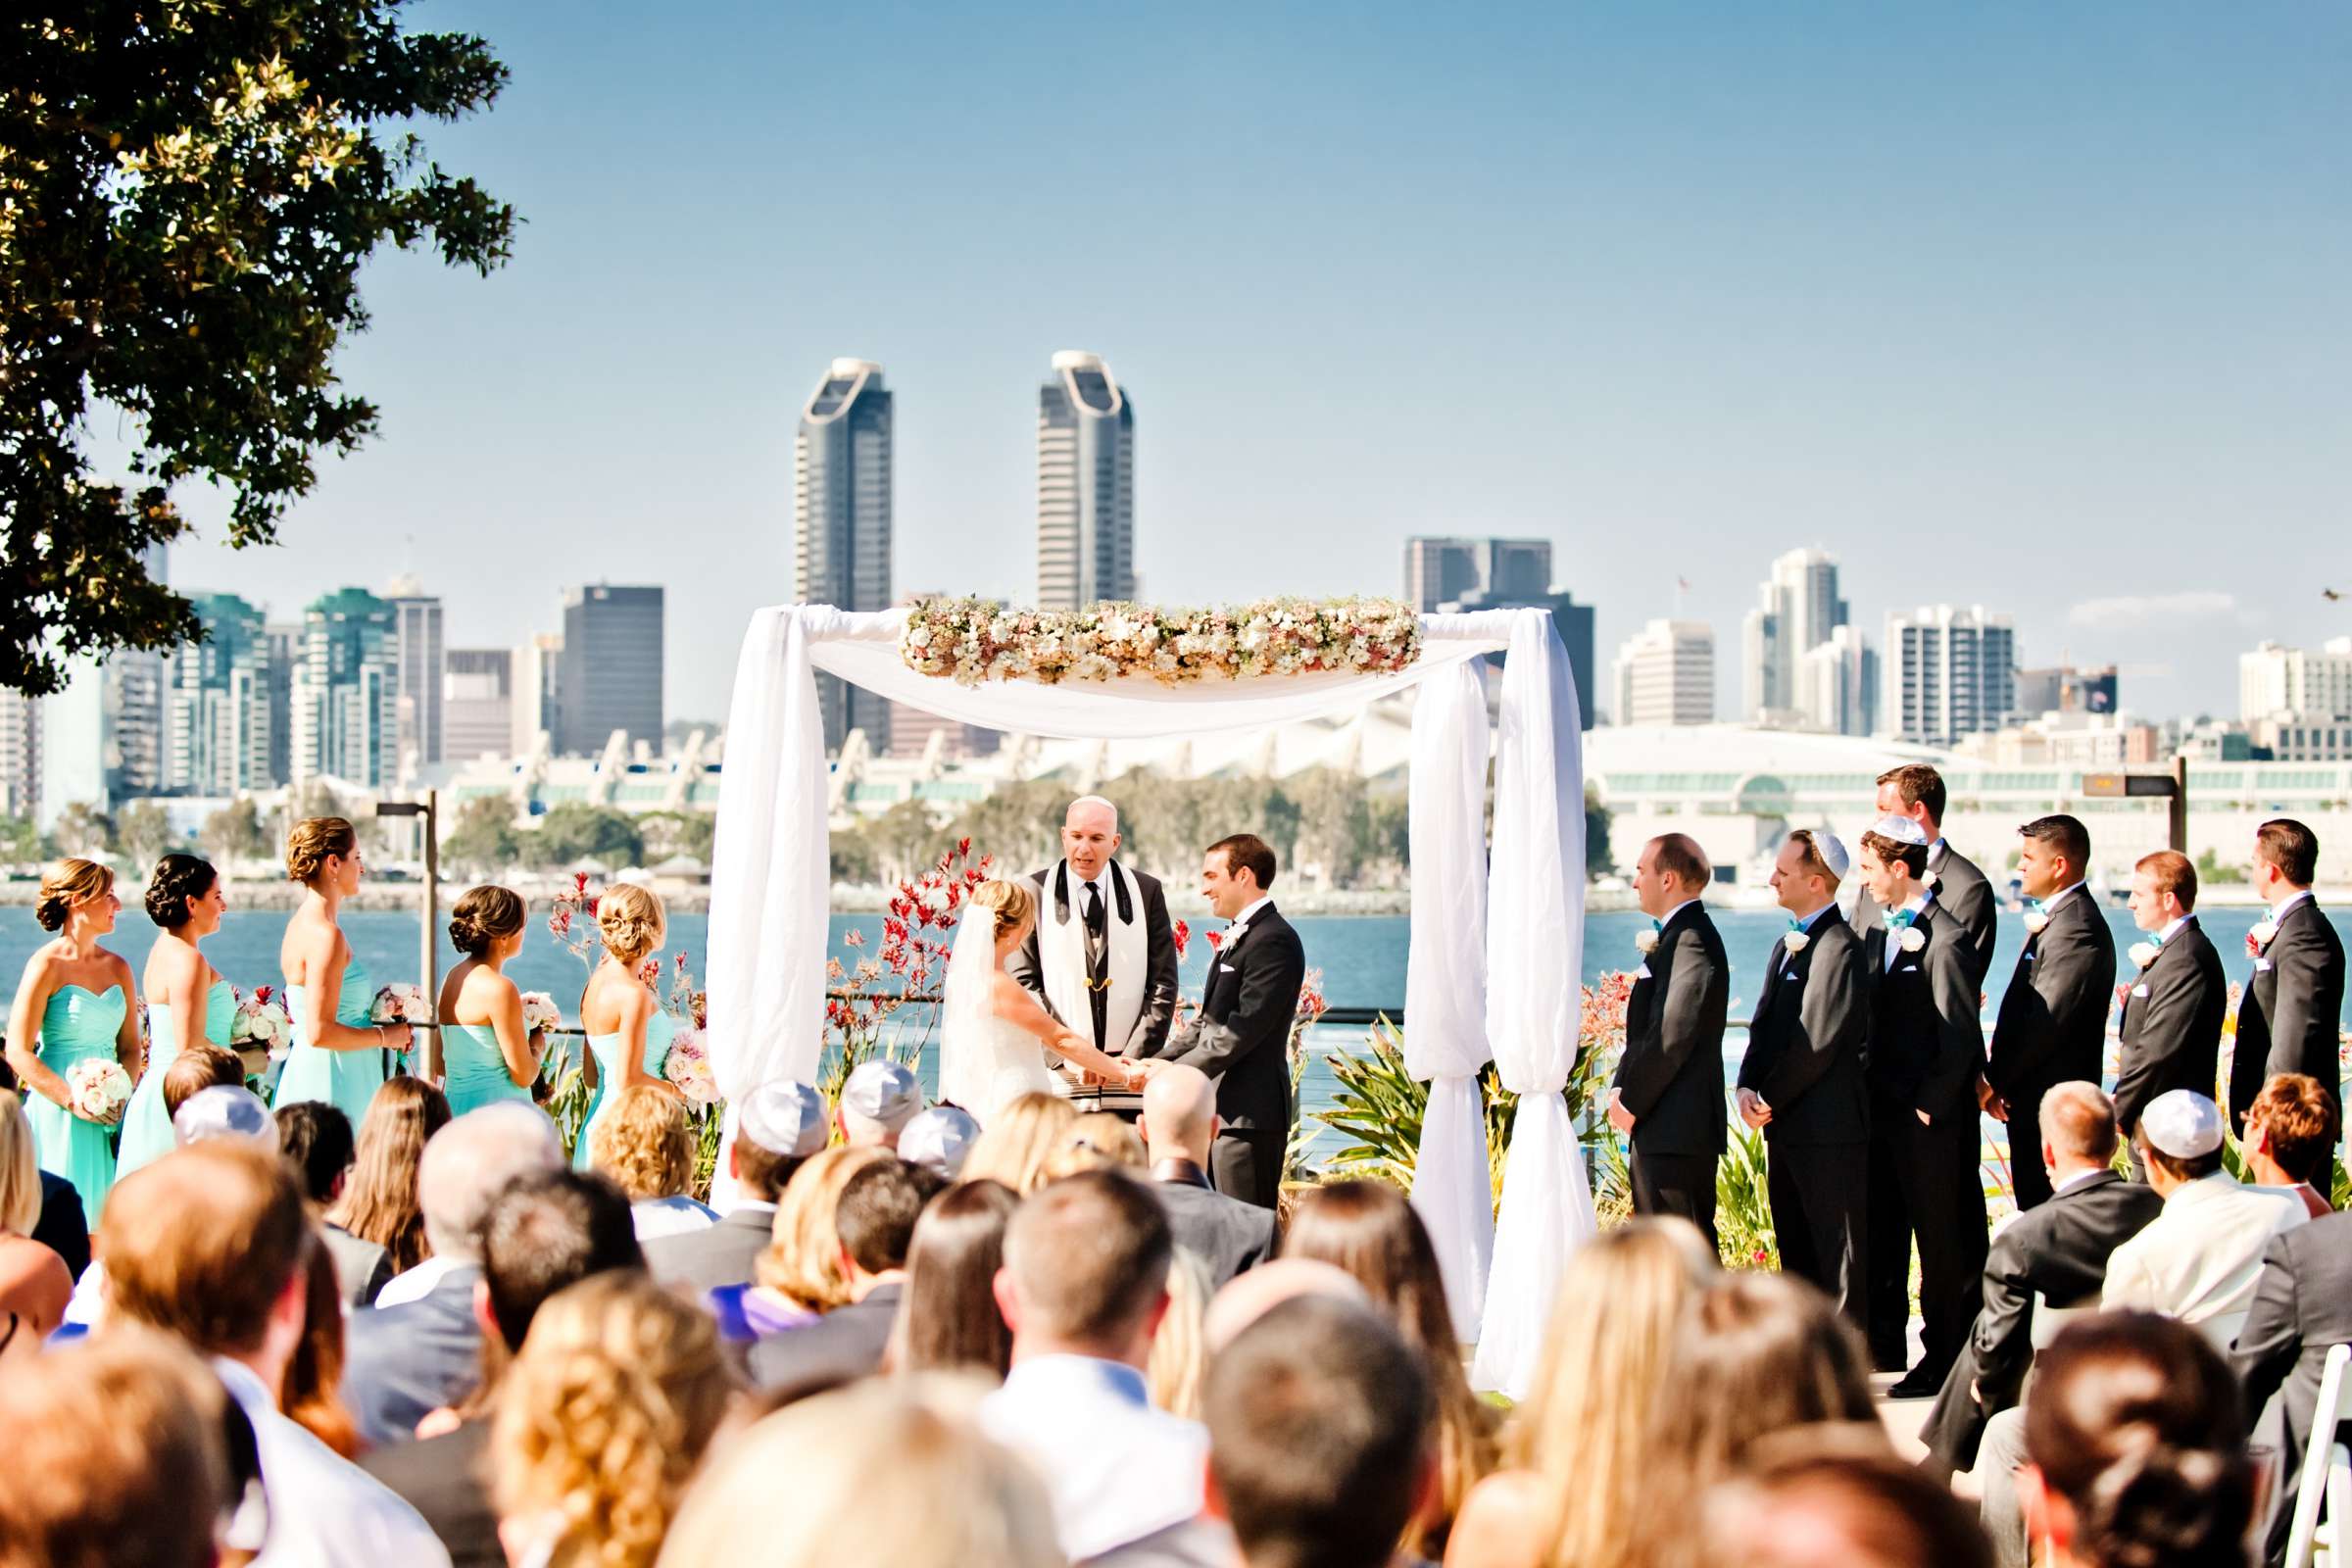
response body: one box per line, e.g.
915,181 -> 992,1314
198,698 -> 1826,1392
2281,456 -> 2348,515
1610,833 -> 1730,1251
1856,815 -> 1988,1398
1737,830 -> 1870,1325
2113,850 -> 2227,1177
2229,818 -> 2347,1134
1984,814 -> 2117,1211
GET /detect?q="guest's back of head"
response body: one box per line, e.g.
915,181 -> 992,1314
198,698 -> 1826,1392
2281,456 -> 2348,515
161,1044 -> 246,1121
1040,1110 -> 1146,1181
1699,1429 -> 1995,1568
1650,1272 -> 1881,1491
960,1092 -> 1079,1195
331,1074 -> 453,1273
102,1143 -> 309,1355
834,1156 -> 941,1276
421,1101 -> 564,1259
1001,1169 -> 1173,1356
480,1167 -> 646,1355
758,1144 -> 892,1312
273,1100 -> 357,1206
1203,1295 -> 1435,1568
895,1178 -> 1019,1377
0,1329 -> 230,1568
586,1083 -> 692,1203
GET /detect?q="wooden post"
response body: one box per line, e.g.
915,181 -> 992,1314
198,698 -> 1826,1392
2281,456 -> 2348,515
2169,755 -> 2189,855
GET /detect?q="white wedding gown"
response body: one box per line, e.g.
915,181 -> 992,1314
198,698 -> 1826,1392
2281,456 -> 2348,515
936,914 -> 1055,1125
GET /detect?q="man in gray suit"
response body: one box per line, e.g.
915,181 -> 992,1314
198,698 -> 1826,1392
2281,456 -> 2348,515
1141,1062 -> 1278,1289
2234,1207 -> 2352,1564
645,1080 -> 827,1299
341,1103 -> 563,1447
749,1158 -> 939,1394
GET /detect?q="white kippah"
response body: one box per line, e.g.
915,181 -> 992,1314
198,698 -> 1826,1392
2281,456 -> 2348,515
182,1087 -> 279,1151
842,1060 -> 924,1131
898,1106 -> 981,1181
738,1080 -> 828,1159
2139,1089 -> 2225,1159
1811,832 -> 1851,879
1869,814 -> 1933,848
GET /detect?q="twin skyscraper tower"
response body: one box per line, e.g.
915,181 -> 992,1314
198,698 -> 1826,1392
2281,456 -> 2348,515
792,352 -> 1138,753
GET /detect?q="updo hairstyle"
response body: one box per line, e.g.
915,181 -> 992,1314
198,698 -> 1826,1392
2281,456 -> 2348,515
285,817 -> 357,886
597,883 -> 666,968
449,885 -> 528,958
145,855 -> 220,930
34,858 -> 113,933
967,879 -> 1036,941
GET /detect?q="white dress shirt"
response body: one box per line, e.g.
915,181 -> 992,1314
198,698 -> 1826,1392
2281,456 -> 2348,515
2273,887 -> 2316,922
1883,892 -> 1932,969
982,1355 -> 1207,1561
2039,881 -> 2088,915
1224,895 -> 1274,946
2100,1173 -> 2307,1348
369,1253 -> 462,1310
630,1194 -> 721,1242
214,1356 -> 452,1568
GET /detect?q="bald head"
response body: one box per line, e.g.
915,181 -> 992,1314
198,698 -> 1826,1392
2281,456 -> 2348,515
1141,1063 -> 1217,1164
419,1102 -> 564,1260
1062,796 -> 1122,880
1204,1257 -> 1369,1350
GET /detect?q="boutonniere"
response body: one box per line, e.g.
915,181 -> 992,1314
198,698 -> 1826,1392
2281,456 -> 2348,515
1783,931 -> 1811,956
1898,927 -> 1927,954
1634,929 -> 1660,956
2022,911 -> 2050,936
2248,919 -> 2279,954
2128,941 -> 2160,972
1923,870 -> 1940,889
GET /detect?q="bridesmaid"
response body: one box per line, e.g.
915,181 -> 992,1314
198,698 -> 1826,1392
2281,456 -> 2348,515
437,885 -> 545,1116
3,859 -> 141,1231
273,817 -> 411,1128
574,884 -> 676,1170
120,855 -> 235,1176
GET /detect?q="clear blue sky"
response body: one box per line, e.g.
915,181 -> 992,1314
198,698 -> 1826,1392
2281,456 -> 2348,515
157,0 -> 2350,723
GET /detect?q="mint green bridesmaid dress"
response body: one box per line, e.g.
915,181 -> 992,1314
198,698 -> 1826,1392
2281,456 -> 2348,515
118,976 -> 235,1176
271,957 -> 385,1131
26,984 -> 129,1224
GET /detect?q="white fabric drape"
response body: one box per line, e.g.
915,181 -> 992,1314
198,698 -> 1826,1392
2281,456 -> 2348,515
1470,610 -> 1597,1397
1403,658 -> 1495,1334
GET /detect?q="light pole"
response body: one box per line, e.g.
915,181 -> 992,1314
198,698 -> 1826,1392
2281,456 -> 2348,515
376,791 -> 440,1072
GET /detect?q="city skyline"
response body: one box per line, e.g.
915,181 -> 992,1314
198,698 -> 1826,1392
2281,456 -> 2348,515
126,2 -> 2346,725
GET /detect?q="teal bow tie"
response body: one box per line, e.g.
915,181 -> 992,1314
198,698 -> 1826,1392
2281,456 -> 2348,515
1650,918 -> 1663,933
2028,898 -> 2046,912
1787,917 -> 1806,934
1887,909 -> 1916,931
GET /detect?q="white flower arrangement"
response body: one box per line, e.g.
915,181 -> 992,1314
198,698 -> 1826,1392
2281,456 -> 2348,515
519,992 -> 563,1034
67,1058 -> 133,1122
1899,927 -> 1927,954
1783,931 -> 1811,956
662,1026 -> 719,1106
900,595 -> 1424,688
2249,919 -> 2279,950
232,989 -> 291,1055
369,984 -> 431,1031
2022,911 -> 2050,936
1633,929 -> 1660,957
2128,942 -> 2161,972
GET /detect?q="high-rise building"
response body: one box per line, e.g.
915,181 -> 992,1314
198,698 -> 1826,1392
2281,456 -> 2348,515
0,687 -> 39,821
1613,620 -> 1716,727
443,649 -> 514,761
514,634 -> 564,756
793,359 -> 894,753
1886,605 -> 2016,746
386,576 -> 444,778
1740,548 -> 1847,725
1037,351 -> 1135,611
1403,538 -> 1481,612
2239,639 -> 2352,724
559,585 -> 662,756
1402,536 -> 1554,613
264,622 -> 301,787
291,587 -> 400,791
166,593 -> 274,795
1796,625 -> 1880,739
2015,663 -> 2119,717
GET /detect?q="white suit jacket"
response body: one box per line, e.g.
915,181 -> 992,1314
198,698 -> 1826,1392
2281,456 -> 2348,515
2100,1174 -> 2308,1348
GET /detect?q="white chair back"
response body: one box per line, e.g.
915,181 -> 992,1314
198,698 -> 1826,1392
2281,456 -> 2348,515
2030,1294 -> 2097,1351
2284,1343 -> 2352,1568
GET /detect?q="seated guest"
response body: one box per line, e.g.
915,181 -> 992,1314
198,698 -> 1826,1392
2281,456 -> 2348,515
1042,1110 -> 1149,1181
656,1379 -> 1062,1568
100,1144 -> 452,1566
837,1058 -> 924,1150
173,1084 -> 279,1149
960,1091 -> 1079,1195
1920,1083 -> 2164,1482
891,1177 -> 1018,1379
490,1271 -> 730,1568
332,1076 -> 454,1295
1202,1256 -> 1369,1350
898,1104 -> 981,1182
162,1041 -> 246,1120
2240,1072 -> 2340,1218
1285,1179 -> 1496,1560
342,1102 -> 564,1447
711,1145 -> 889,1344
2232,1204 -> 2352,1564
31,1167 -> 89,1284
2018,1313 -> 2255,1568
645,1078 -> 826,1297
2099,1089 -> 2306,1345
0,1091 -> 73,1341
1147,1248 -> 1213,1420
0,1329 -> 233,1568
1699,1429 -> 1995,1568
1204,1296 -> 1434,1568
750,1156 -> 939,1391
1448,1219 -> 1717,1568
982,1170 -> 1212,1564
284,1233 -> 363,1458
1141,1062 -> 1278,1288
589,1083 -> 719,1242
363,1169 -> 645,1568
276,1099 -> 394,1306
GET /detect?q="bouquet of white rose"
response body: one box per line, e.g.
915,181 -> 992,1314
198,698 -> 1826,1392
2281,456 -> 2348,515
233,985 -> 293,1056
519,992 -> 563,1035
369,984 -> 431,1032
67,1058 -> 134,1122
662,1025 -> 719,1106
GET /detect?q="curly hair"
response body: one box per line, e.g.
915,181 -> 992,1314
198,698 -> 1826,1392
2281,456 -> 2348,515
754,1145 -> 891,1312
284,817 -> 357,886
449,884 -> 528,958
491,1270 -> 730,1568
143,854 -> 218,930
34,858 -> 112,933
588,1084 -> 692,1202
597,884 -> 666,968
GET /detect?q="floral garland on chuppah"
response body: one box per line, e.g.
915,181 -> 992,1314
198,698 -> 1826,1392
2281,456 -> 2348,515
900,595 -> 1423,687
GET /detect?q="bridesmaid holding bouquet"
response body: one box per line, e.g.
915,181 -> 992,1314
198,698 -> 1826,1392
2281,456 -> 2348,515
274,817 -> 412,1129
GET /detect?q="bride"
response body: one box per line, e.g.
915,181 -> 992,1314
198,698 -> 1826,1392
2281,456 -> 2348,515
938,879 -> 1147,1123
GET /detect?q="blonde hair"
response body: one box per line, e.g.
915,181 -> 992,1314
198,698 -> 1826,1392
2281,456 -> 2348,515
589,1084 -> 693,1202
966,879 -> 1036,940
958,1093 -> 1079,1196
1147,1247 -> 1213,1420
1041,1110 -> 1148,1182
597,884 -> 666,968
755,1145 -> 891,1311
1503,1218 -> 1718,1568
656,1377 -> 1061,1568
492,1271 -> 731,1568
33,858 -> 112,932
284,816 -> 357,885
0,1093 -> 40,1236
449,884 -> 528,957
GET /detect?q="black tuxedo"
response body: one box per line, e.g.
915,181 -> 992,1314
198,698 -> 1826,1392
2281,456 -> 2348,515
1007,861 -> 1180,1059
1863,900 -> 1988,1384
1152,903 -> 1304,1208
1855,842 -> 2000,989
1738,907 -> 1870,1320
2229,895 -> 2347,1134
1614,903 -> 1730,1249
2113,917 -> 2227,1165
1985,887 -> 2117,1209
1920,1170 -> 2164,1476
2233,1210 -> 2352,1564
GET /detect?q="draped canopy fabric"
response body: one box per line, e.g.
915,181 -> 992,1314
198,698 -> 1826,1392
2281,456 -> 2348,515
709,603 -> 1591,1388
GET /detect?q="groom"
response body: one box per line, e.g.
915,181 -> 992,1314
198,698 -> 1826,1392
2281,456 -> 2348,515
1008,795 -> 1180,1092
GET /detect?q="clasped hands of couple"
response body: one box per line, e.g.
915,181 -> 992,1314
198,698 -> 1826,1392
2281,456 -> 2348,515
1066,1054 -> 1165,1093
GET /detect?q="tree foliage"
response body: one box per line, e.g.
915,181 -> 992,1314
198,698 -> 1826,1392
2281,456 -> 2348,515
441,795 -> 517,872
200,796 -> 267,862
115,800 -> 174,866
2,1 -> 514,694
532,804 -> 642,868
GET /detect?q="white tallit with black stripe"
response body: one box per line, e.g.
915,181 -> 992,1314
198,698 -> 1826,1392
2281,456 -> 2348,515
1031,858 -> 1147,1063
